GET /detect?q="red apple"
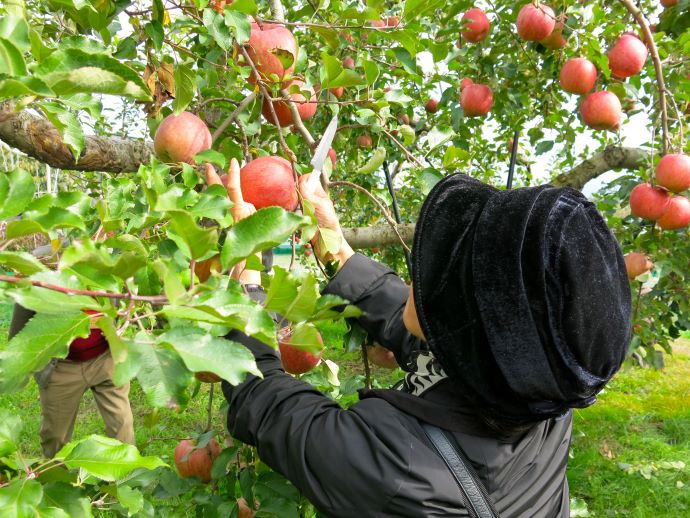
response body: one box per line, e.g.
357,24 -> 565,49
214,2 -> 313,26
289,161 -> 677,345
608,33 -> 648,79
369,19 -> 387,30
237,498 -> 256,518
278,329 -> 324,375
174,438 -> 221,483
516,3 -> 556,42
154,112 -> 212,164
342,56 -> 355,69
461,83 -> 493,117
460,77 -> 474,91
656,196 -> 690,230
425,98 -> 439,113
560,58 -> 597,95
194,255 -> 222,283
366,344 -> 399,369
629,183 -> 671,220
357,134 -> 373,148
655,154 -> 690,193
240,156 -> 298,211
580,91 -> 622,131
624,252 -> 654,280
539,15 -> 567,49
328,148 -> 336,169
399,113 -> 410,125
386,16 -> 400,27
461,8 -> 491,43
195,371 -> 222,383
262,81 -> 317,127
330,86 -> 344,98
661,0 -> 678,8
246,22 -> 298,85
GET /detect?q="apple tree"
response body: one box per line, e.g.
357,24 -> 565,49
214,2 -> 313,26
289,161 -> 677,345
0,0 -> 689,515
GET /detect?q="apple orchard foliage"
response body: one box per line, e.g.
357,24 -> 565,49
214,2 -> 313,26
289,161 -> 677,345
0,0 -> 690,515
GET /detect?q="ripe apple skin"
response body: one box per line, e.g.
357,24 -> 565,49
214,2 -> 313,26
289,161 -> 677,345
560,58 -> 597,95
461,8 -> 491,43
608,33 -> 648,79
328,148 -> 337,169
174,438 -> 221,483
656,196 -> 690,230
461,83 -> 494,117
655,154 -> 690,193
516,3 -> 556,41
195,371 -> 222,383
262,81 -> 317,126
386,16 -> 400,27
278,330 -> 324,375
194,254 -> 222,282
539,15 -> 567,49
629,183 -> 671,220
246,22 -> 297,85
357,134 -> 373,148
240,156 -> 299,211
624,252 -> 654,280
661,0 -> 678,6
237,498 -> 256,518
580,91 -> 622,131
330,86 -> 344,98
154,112 -> 212,164
342,56 -> 356,69
425,98 -> 439,113
460,78 -> 474,91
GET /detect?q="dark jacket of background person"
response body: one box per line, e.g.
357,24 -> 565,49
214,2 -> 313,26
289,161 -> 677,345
222,254 -> 571,517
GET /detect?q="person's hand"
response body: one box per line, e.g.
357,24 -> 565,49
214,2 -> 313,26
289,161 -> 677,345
298,174 -> 354,270
205,159 -> 261,285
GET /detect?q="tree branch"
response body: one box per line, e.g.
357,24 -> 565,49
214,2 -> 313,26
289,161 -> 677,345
342,224 -> 415,249
0,102 -> 153,173
211,92 -> 257,143
551,146 -> 648,189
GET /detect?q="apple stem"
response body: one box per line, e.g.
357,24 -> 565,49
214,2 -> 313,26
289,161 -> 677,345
206,383 -> 214,432
618,0 -> 669,155
361,343 -> 372,390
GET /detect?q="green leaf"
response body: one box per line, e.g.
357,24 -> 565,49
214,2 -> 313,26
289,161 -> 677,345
5,282 -> 97,314
167,211 -> 218,260
35,49 -> 151,101
32,206 -> 87,232
0,76 -> 55,97
0,168 -> 35,220
418,167 -> 443,195
535,140 -> 555,155
362,59 -> 380,85
129,334 -> 193,408
0,479 -> 43,518
172,63 -> 196,114
0,15 -> 30,53
391,47 -> 417,74
0,408 -> 22,457
323,69 -> 365,89
404,0 -> 445,20
203,9 -> 233,50
221,207 -> 309,268
318,227 -> 342,255
158,327 -> 260,385
39,102 -> 85,160
116,486 -> 144,516
228,0 -> 257,15
153,259 -> 186,305
0,37 -> 26,75
192,149 -> 226,169
41,482 -> 92,518
286,322 -> 323,355
264,266 -> 297,315
56,435 -> 166,482
280,274 -> 319,323
0,312 -> 91,392
224,10 -> 251,44
113,36 -> 138,59
0,251 -> 48,275
358,146 -> 386,174
400,124 -> 416,145
321,52 -> 343,82
144,21 -> 164,51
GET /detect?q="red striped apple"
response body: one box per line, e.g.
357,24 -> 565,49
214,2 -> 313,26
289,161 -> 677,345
461,83 -> 493,117
517,3 -> 556,41
580,91 -> 622,131
462,8 -> 491,43
629,183 -> 671,220
560,58 -> 597,95
154,112 -> 212,164
240,156 -> 298,211
655,154 -> 690,193
657,196 -> 690,230
608,33 -> 648,79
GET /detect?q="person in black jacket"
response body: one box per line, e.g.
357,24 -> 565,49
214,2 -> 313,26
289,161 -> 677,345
212,161 -> 632,517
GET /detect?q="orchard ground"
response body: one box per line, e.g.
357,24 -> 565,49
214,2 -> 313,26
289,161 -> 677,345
0,302 -> 687,516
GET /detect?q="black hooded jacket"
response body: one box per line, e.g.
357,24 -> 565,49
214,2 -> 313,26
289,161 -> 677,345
222,254 -> 572,517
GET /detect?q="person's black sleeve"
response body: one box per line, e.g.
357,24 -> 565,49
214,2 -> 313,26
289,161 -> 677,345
322,253 -> 425,369
222,331 -> 431,517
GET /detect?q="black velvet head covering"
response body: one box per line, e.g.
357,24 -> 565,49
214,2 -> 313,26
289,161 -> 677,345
412,174 -> 632,420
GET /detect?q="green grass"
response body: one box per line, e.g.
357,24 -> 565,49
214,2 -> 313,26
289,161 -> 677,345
1,308 -> 688,516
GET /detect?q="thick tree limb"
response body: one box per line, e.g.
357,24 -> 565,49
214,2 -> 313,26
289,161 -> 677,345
551,146 -> 649,189
0,103 -> 153,173
343,224 -> 415,249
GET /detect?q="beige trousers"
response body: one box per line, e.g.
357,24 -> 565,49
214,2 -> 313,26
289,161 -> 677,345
38,350 -> 135,458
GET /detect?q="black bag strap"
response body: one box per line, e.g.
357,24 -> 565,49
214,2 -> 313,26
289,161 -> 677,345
422,423 -> 501,518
